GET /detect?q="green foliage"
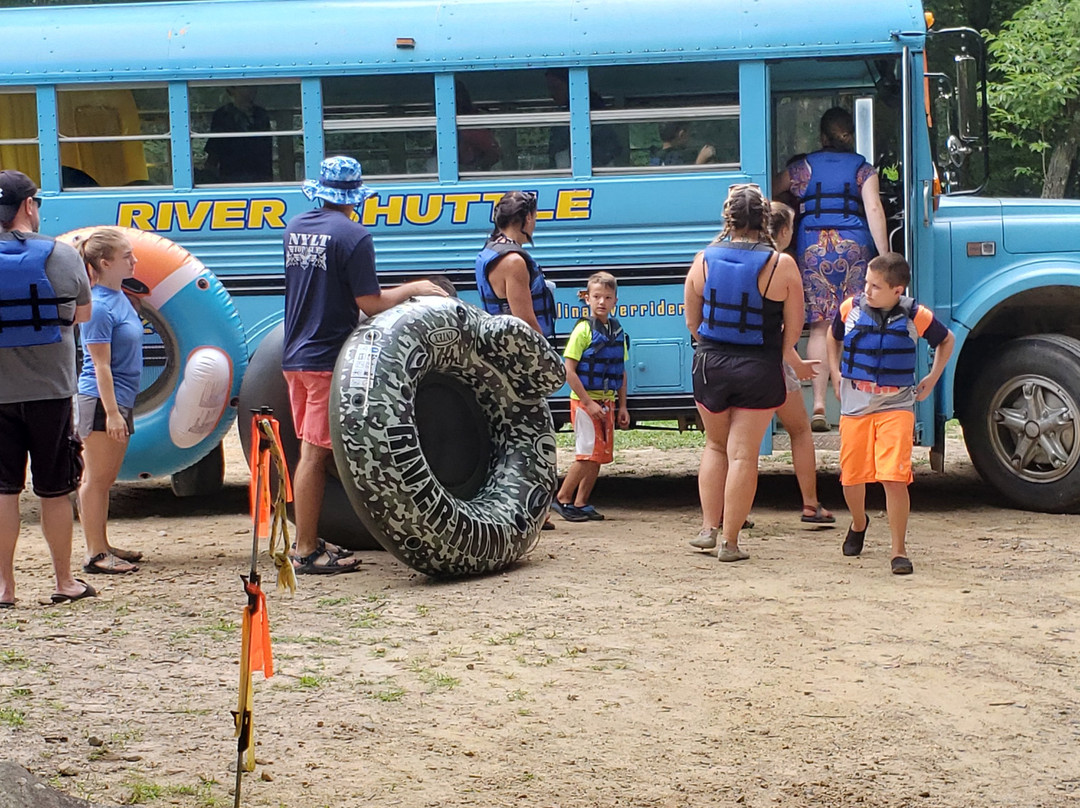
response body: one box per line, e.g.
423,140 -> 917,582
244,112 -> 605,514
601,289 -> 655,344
986,0 -> 1080,193
0,707 -> 26,728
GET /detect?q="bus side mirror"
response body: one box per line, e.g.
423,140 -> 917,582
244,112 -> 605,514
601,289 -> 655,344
955,50 -> 978,142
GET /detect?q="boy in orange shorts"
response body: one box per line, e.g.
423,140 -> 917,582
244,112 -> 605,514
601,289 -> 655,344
551,272 -> 630,522
827,253 -> 954,574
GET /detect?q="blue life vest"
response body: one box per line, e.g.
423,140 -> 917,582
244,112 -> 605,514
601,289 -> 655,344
575,317 -> 627,393
798,151 -> 870,231
697,242 -> 775,346
841,296 -> 918,388
0,237 -> 73,348
475,238 -> 556,340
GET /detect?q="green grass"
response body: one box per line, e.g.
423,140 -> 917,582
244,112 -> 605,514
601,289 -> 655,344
124,781 -> 164,804
273,635 -> 342,646
555,420 -> 704,450
487,630 -> 525,646
371,685 -> 406,702
0,707 -> 26,728
316,596 -> 354,607
0,650 -> 31,669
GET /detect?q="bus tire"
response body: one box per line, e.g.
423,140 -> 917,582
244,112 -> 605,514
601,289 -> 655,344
235,324 -> 381,551
332,296 -> 565,578
59,227 -> 247,482
962,334 -> 1080,513
170,441 -> 224,497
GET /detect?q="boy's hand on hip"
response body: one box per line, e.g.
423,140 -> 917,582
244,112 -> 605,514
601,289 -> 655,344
915,375 -> 935,401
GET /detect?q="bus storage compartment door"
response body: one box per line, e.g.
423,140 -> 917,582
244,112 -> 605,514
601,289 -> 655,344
629,339 -> 686,393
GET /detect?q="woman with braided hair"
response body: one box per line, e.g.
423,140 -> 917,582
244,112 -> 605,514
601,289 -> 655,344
474,190 -> 556,341
684,183 -> 816,562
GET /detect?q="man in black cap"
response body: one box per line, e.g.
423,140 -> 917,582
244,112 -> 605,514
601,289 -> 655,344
0,170 -> 95,607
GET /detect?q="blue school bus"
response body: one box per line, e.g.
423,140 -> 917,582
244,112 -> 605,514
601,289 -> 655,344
2,0 -> 1080,512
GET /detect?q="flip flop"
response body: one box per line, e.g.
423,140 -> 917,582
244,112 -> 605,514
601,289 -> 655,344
801,504 -> 836,524
810,412 -> 829,432
83,552 -> 139,575
48,580 -> 98,605
0,600 -> 14,609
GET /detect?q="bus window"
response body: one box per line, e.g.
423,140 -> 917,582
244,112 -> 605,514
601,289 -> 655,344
189,82 -> 302,185
456,69 -> 570,176
771,57 -> 901,168
0,91 -> 39,185
322,74 -> 436,179
57,86 -> 170,188
588,62 -> 740,173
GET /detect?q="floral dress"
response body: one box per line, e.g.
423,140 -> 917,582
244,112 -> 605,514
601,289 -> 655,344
787,155 -> 878,324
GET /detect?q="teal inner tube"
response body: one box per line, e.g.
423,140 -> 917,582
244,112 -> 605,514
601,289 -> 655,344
332,296 -> 565,578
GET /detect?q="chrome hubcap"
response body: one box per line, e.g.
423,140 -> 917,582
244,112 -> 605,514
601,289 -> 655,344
989,376 -> 1079,482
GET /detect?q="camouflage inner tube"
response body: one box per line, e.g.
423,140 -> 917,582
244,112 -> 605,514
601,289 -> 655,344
331,296 -> 565,578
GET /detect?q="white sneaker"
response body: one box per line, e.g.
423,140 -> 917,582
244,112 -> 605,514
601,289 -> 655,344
717,542 -> 750,562
689,527 -> 718,550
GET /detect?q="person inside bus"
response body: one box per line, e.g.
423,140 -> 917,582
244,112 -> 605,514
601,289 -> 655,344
205,86 -> 273,183
455,81 -> 501,171
544,69 -> 620,169
773,107 -> 889,432
649,122 -> 715,166
684,183 -> 815,562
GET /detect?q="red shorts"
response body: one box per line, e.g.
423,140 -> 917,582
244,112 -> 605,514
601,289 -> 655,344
284,370 -> 333,450
838,409 -> 915,485
570,398 -> 615,464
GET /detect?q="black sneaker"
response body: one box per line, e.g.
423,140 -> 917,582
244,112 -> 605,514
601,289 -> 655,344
576,504 -> 605,521
843,516 -> 869,556
891,556 -> 914,575
550,500 -> 589,523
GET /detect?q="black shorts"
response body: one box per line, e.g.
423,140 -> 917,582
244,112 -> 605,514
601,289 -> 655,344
692,348 -> 786,413
76,394 -> 135,440
0,397 -> 83,498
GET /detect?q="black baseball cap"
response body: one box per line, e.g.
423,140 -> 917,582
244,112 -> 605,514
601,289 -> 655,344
0,170 -> 38,218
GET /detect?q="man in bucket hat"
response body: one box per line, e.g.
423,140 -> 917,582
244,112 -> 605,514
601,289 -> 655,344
0,170 -> 95,607
282,156 -> 447,574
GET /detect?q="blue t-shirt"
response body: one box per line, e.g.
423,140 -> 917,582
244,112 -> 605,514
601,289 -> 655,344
77,285 -> 144,408
282,208 -> 381,371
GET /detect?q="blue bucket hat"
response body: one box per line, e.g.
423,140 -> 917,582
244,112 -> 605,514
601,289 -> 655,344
302,156 -> 376,207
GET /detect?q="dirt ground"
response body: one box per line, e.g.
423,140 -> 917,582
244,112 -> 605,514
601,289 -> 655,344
2,430 -> 1078,808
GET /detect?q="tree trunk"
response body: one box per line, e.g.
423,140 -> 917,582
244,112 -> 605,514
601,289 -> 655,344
1042,113 -> 1080,198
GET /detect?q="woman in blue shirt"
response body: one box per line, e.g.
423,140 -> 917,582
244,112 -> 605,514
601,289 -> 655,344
75,229 -> 143,574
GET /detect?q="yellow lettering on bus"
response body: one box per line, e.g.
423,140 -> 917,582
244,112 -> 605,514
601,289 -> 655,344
175,200 -> 213,230
556,189 -> 593,220
361,195 -> 404,226
443,193 -> 482,223
210,200 -> 248,229
117,202 -> 155,230
404,194 -> 444,225
247,199 -> 286,229
156,201 -> 174,231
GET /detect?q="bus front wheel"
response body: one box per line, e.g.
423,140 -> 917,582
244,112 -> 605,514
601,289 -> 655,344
963,334 -> 1080,513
